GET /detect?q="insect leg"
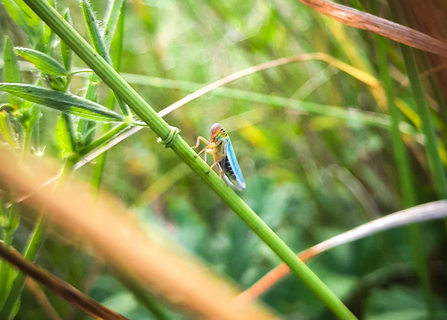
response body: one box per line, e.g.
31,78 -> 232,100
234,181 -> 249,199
192,136 -> 213,158
205,160 -> 219,175
192,136 -> 210,149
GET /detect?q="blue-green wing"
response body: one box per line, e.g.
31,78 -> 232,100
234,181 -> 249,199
224,136 -> 246,191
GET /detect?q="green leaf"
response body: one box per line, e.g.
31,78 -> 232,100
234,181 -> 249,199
16,0 -> 40,28
82,0 -> 130,115
0,109 -> 19,148
61,10 -> 73,71
77,80 -> 98,148
104,0 -> 124,49
2,0 -> 34,39
82,0 -> 111,65
0,84 -> 128,123
15,47 -> 67,76
110,1 -> 125,70
4,38 -> 21,84
56,113 -> 77,155
3,37 -> 22,109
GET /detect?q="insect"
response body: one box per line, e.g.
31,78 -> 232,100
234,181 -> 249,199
193,123 -> 246,191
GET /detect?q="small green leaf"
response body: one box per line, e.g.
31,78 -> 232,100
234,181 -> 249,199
0,84 -> 126,123
16,0 -> 40,28
4,38 -> 21,84
82,0 -> 130,115
56,114 -> 77,155
61,10 -> 73,71
2,0 -> 34,39
0,109 -> 19,148
4,37 -> 22,109
77,80 -> 98,148
104,0 -> 124,49
15,47 -> 67,77
82,0 -> 111,65
110,1 -> 125,70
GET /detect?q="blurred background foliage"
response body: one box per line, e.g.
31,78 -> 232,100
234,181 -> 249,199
1,0 -> 447,319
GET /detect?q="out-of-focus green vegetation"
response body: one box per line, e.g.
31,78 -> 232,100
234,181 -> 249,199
1,0 -> 447,319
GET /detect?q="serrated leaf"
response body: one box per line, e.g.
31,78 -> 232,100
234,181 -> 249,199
0,84 -> 127,123
15,47 -> 67,77
61,10 -> 73,71
4,37 -> 22,109
0,110 -> 19,148
56,114 -> 75,155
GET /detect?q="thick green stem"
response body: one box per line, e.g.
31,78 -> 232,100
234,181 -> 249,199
23,0 -> 356,319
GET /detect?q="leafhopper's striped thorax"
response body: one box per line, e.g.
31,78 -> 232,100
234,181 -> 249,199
193,123 -> 246,191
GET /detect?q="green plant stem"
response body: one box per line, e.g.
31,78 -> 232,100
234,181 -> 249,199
23,0 -> 356,319
376,35 -> 435,320
387,2 -> 447,199
79,122 -> 129,156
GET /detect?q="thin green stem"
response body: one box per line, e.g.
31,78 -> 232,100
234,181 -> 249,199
377,34 -> 435,320
23,0 -> 356,319
387,2 -> 447,199
79,122 -> 129,156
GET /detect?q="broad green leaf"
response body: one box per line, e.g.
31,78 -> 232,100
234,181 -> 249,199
15,47 -> 67,77
4,37 -> 22,109
0,84 -> 128,123
0,109 -> 19,148
56,114 -> 77,155
104,0 -> 124,49
61,10 -> 73,71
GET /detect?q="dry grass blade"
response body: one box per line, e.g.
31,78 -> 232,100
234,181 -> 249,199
297,0 -> 447,57
0,241 -> 129,320
0,146 -> 279,320
237,200 -> 447,303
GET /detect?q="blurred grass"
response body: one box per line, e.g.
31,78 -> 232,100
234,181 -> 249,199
1,0 -> 447,319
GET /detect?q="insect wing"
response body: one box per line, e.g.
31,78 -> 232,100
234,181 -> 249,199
224,136 -> 246,191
